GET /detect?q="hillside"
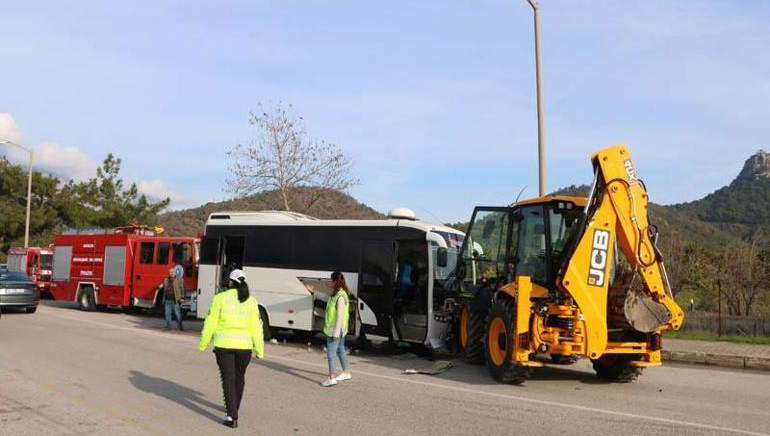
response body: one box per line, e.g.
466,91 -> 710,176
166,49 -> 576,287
672,150 -> 770,242
157,187 -> 383,236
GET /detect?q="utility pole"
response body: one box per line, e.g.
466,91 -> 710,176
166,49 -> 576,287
525,0 -> 547,196
0,140 -> 34,247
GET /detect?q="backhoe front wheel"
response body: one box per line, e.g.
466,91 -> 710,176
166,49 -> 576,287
485,298 -> 529,385
591,354 -> 642,382
458,305 -> 486,364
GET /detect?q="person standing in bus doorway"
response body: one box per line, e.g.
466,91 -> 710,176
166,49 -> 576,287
162,267 -> 185,331
321,271 -> 352,387
199,269 -> 264,428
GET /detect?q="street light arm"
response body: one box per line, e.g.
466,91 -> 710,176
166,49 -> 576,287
0,139 -> 33,154
526,0 -> 539,10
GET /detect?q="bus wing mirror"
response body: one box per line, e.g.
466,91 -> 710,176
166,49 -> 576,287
436,247 -> 448,268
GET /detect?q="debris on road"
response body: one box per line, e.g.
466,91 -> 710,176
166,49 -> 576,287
403,360 -> 454,375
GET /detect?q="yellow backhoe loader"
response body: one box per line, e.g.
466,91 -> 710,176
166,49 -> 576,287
451,144 -> 684,383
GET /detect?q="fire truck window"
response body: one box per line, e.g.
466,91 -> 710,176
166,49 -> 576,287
173,242 -> 193,277
140,242 -> 155,264
157,242 -> 170,264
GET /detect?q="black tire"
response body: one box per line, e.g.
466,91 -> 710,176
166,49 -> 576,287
259,308 -> 272,341
77,288 -> 96,312
459,305 -> 486,364
25,306 -> 38,314
550,354 -> 579,365
592,354 -> 642,382
360,332 -> 395,354
485,297 -> 529,384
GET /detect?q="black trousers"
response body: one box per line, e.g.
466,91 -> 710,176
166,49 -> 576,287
214,348 -> 252,419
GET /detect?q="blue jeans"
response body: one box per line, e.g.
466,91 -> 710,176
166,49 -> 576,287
326,336 -> 350,374
164,300 -> 183,329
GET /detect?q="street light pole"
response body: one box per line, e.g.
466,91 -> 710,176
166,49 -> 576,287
525,0 -> 547,196
0,140 -> 34,248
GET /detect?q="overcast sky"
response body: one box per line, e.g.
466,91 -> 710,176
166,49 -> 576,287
1,0 -> 769,222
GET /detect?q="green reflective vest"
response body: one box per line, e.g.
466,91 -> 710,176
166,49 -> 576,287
324,290 -> 349,337
199,289 -> 265,358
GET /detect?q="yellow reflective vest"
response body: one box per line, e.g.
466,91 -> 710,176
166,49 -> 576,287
323,290 -> 349,337
199,289 -> 265,359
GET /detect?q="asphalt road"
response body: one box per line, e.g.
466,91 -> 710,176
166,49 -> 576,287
1,302 -> 768,436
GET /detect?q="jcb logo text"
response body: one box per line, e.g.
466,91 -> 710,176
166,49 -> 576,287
588,230 -> 610,287
624,159 -> 638,184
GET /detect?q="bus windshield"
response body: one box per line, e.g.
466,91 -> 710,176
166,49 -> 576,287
431,231 -> 464,281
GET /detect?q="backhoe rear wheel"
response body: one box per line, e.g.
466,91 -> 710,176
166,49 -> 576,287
592,354 -> 642,382
485,297 -> 529,384
458,305 -> 486,364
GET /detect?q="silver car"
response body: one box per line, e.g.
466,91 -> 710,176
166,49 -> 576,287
0,266 -> 39,314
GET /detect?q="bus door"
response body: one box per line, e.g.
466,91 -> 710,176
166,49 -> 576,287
217,236 -> 245,289
394,241 -> 429,343
358,240 -> 396,340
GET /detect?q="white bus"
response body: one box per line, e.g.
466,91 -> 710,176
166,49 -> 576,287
195,208 -> 465,349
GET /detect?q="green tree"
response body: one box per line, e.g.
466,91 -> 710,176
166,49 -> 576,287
74,154 -> 170,227
0,157 -> 61,254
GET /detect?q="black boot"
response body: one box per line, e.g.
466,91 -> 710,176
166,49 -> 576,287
223,417 -> 238,428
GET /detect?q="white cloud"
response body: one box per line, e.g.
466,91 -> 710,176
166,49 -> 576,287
0,113 -> 23,144
136,179 -> 203,210
1,112 -> 202,210
34,141 -> 99,181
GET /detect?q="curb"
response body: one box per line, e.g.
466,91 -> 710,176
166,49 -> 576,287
662,350 -> 770,371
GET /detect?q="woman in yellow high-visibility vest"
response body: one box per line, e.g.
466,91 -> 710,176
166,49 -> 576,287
199,269 -> 264,428
320,271 -> 352,387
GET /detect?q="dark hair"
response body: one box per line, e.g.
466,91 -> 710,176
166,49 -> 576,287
230,278 -> 250,303
330,271 -> 349,295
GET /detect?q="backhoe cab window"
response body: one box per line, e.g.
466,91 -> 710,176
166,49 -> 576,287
462,210 -> 511,285
516,207 -> 547,284
548,207 -> 582,270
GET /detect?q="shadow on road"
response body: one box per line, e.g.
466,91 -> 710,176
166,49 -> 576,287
128,370 -> 224,422
257,358 -> 326,384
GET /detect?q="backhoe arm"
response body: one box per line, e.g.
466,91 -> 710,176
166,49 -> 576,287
559,145 -> 684,358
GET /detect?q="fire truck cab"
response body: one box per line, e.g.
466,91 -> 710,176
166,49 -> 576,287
50,225 -> 199,314
6,247 -> 54,295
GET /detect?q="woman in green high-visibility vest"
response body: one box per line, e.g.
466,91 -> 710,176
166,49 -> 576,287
320,271 -> 352,387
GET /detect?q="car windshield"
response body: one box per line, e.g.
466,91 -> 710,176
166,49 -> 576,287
40,254 -> 53,270
0,270 -> 32,282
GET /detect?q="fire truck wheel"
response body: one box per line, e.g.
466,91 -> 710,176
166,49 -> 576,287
78,288 -> 97,312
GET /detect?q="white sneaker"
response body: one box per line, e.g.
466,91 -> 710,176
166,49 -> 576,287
334,373 -> 352,382
320,378 -> 337,387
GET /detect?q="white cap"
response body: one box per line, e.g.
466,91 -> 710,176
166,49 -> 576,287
229,269 -> 246,282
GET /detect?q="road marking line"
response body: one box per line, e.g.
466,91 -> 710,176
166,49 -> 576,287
47,310 -> 770,436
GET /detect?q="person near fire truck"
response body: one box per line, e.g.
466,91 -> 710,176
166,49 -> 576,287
161,267 -> 185,331
199,269 -> 264,428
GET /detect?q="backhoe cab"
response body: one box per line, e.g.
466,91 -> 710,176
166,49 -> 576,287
453,145 -> 684,383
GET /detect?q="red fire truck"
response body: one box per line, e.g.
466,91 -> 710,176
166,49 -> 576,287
6,247 -> 54,295
50,225 -> 199,314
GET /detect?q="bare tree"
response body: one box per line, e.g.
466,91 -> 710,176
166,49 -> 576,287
716,239 -> 770,316
226,103 -> 358,212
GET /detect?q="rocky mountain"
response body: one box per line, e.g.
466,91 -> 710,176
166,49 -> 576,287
672,150 -> 770,242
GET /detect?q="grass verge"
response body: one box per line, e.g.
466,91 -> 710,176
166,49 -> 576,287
664,330 -> 770,345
